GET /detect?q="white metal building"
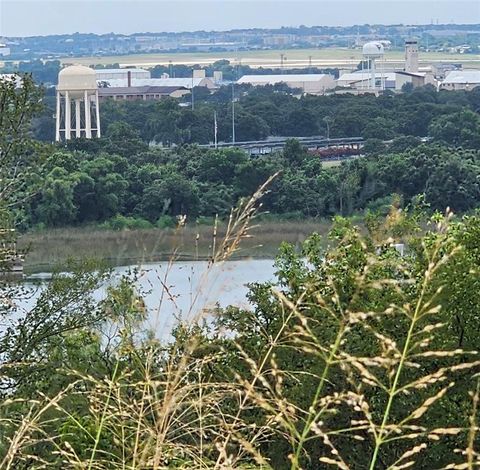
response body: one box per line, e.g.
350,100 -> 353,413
440,70 -> 480,91
95,68 -> 151,81
236,74 -> 336,94
98,77 -> 216,90
336,70 -> 436,92
336,71 -> 397,90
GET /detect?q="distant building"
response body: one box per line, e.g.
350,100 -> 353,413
337,70 -> 435,92
395,71 -> 436,90
0,44 -> 10,57
95,68 -> 151,81
263,34 -> 297,47
336,71 -> 397,90
178,42 -> 240,52
98,85 -> 189,101
98,77 -> 216,90
432,63 -> 462,80
236,74 -> 335,94
440,70 -> 480,91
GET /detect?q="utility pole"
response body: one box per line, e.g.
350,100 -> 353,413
214,111 -> 218,149
231,82 -> 236,144
308,55 -> 312,73
191,69 -> 194,110
280,53 -> 286,73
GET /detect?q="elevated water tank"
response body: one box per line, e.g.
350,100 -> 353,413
57,65 -> 97,98
362,41 -> 385,59
55,65 -> 100,141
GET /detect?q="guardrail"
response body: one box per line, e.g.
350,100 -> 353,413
199,136 -> 365,156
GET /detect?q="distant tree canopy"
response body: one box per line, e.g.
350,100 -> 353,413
30,83 -> 480,147
21,132 -> 480,229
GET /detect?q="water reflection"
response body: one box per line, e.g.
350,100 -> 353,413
21,259 -> 277,339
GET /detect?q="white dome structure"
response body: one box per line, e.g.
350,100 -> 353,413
56,65 -> 100,142
362,41 -> 385,59
57,65 -> 97,98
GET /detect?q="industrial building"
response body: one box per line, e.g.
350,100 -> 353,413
336,70 -> 435,92
95,68 -> 151,81
97,69 -> 216,90
98,85 -> 189,101
98,76 -> 216,90
440,70 -> 480,91
236,74 -> 336,95
336,71 -> 397,90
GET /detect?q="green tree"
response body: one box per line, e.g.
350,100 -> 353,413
429,109 -> 480,148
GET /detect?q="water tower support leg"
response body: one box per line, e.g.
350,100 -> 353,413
55,92 -> 61,142
84,90 -> 92,139
75,99 -> 81,137
95,90 -> 101,138
65,91 -> 71,140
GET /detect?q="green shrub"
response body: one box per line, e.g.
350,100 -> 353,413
104,215 -> 153,231
195,216 -> 217,226
156,215 -> 176,229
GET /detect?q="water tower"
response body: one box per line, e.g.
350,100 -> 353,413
56,65 -> 101,142
362,41 -> 385,91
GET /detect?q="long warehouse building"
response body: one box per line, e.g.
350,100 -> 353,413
237,74 -> 336,94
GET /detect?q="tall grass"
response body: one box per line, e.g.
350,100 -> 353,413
2,196 -> 480,468
19,219 -> 332,273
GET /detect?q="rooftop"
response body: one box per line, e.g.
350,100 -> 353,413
443,70 -> 480,84
338,71 -> 397,82
237,74 -> 332,84
98,85 -> 187,95
98,77 -> 212,89
95,68 -> 150,74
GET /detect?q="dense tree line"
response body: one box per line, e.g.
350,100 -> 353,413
127,85 -> 480,144
22,125 -> 480,229
73,85 -> 480,145
2,73 -> 478,230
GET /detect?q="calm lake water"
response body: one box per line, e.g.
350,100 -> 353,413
19,259 -> 277,338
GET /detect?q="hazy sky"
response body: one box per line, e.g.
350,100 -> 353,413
1,0 -> 479,37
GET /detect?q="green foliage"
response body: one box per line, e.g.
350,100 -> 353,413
156,214 -> 176,229
211,210 -> 480,469
103,215 -> 153,230
429,109 -> 480,148
33,81 -> 480,145
17,140 -> 480,228
3,211 -> 480,469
